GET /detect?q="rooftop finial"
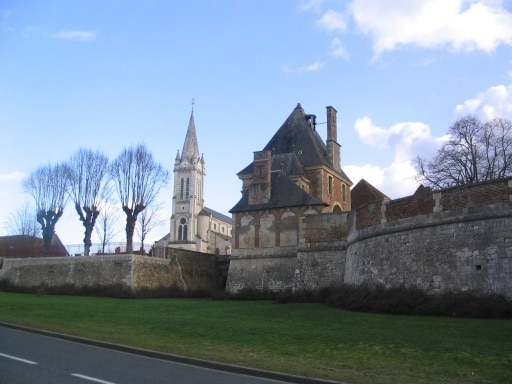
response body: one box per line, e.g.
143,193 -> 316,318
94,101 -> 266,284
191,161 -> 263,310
191,98 -> 195,113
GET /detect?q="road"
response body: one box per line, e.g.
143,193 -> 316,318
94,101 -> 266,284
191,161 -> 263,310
0,326 -> 314,384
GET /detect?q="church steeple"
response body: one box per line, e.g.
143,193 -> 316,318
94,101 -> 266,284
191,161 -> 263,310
169,106 -> 206,250
181,111 -> 200,163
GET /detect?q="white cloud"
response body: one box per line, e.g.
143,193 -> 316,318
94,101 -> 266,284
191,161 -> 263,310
317,9 -> 347,32
345,160 -> 421,199
350,0 -> 512,56
282,61 -> 325,73
329,37 -> 349,59
53,30 -> 97,42
354,117 -> 435,157
354,116 -> 390,148
455,83 -> 512,120
298,0 -> 324,12
0,171 -> 25,182
349,117 -> 442,198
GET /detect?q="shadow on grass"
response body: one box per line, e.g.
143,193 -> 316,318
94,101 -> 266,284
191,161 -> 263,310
1,279 -> 511,319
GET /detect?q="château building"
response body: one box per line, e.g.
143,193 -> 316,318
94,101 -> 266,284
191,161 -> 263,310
226,104 -> 352,291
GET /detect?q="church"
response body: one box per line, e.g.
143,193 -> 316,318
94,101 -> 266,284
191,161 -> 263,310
154,110 -> 232,256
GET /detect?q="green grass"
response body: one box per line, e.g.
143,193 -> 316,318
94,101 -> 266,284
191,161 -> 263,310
1,292 -> 511,384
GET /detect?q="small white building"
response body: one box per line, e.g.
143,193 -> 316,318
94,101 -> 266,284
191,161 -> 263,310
154,110 -> 232,256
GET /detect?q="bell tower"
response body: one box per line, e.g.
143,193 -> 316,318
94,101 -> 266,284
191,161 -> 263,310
169,107 -> 205,249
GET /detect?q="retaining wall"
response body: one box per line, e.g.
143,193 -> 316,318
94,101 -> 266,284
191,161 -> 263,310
228,179 -> 512,298
0,250 -> 220,294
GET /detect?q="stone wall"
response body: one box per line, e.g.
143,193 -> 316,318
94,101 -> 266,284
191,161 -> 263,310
0,249 -> 221,294
226,254 -> 297,293
291,178 -> 512,298
345,203 -> 512,298
160,247 -> 218,292
243,178 -> 512,298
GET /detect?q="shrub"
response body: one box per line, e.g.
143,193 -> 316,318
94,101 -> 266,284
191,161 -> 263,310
318,284 -> 512,319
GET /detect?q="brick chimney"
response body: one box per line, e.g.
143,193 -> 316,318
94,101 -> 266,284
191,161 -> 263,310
326,106 -> 341,173
249,150 -> 272,205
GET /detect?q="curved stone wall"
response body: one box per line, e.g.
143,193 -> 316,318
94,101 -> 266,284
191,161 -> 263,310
345,203 -> 512,298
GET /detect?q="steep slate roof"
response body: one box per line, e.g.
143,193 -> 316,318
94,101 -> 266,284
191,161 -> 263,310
237,104 -> 350,181
351,179 -> 390,209
231,104 -> 351,213
180,111 -> 200,161
230,170 -> 327,213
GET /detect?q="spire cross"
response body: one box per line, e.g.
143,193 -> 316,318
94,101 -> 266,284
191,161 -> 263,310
191,98 -> 195,112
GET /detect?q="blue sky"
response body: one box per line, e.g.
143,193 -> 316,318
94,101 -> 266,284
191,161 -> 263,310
1,0 -> 512,246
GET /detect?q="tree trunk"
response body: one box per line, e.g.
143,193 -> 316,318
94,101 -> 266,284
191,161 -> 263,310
123,204 -> 144,254
37,209 -> 63,257
125,215 -> 136,253
76,204 -> 99,256
123,206 -> 136,254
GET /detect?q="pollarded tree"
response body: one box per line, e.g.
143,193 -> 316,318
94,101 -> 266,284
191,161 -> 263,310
68,148 -> 109,256
415,116 -> 512,189
110,143 -> 169,253
23,163 -> 70,256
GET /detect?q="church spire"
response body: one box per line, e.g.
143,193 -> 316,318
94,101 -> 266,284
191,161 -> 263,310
181,110 -> 200,162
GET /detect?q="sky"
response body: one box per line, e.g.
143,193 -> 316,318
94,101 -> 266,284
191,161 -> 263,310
1,0 -> 512,249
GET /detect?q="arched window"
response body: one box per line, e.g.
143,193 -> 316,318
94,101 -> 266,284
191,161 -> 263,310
185,178 -> 190,199
178,218 -> 188,241
179,178 -> 184,200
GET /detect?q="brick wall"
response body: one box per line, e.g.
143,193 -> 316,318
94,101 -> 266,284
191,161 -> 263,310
355,178 -> 512,230
385,193 -> 433,222
302,213 -> 348,243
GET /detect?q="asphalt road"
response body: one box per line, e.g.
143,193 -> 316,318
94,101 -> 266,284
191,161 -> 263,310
0,325 -> 328,384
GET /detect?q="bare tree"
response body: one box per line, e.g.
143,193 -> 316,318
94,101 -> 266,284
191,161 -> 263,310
110,143 -> 169,253
480,118 -> 512,180
23,163 -> 70,256
136,200 -> 165,253
95,199 -> 121,254
4,202 -> 41,237
416,116 -> 512,189
68,148 -> 109,256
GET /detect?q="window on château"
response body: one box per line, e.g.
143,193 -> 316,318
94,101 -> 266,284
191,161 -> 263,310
328,176 -> 333,195
342,184 -> 346,201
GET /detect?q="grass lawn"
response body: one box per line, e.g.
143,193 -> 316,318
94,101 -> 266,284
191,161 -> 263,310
0,291 -> 511,384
